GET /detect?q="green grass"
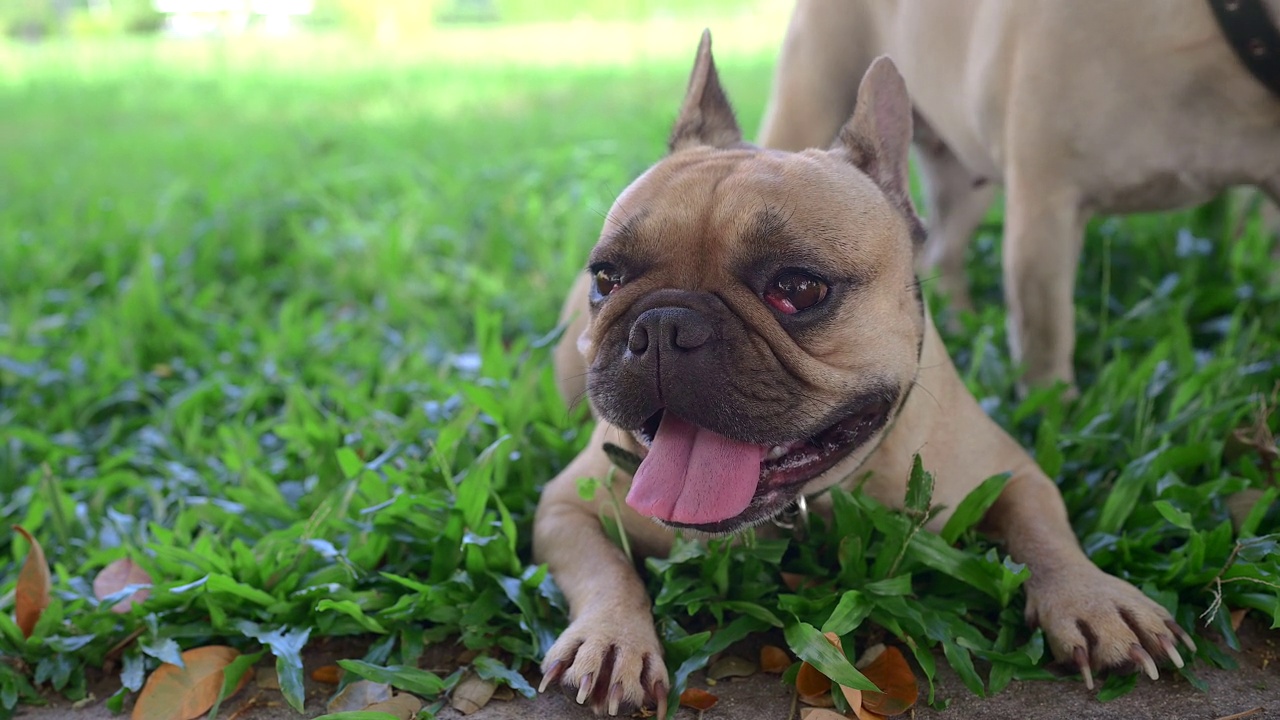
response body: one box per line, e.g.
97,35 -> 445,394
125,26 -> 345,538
1,17 -> 1278,719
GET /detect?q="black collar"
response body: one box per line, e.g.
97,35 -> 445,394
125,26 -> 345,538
1207,0 -> 1280,99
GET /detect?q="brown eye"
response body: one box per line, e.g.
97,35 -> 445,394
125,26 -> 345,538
591,264 -> 623,299
764,271 -> 828,314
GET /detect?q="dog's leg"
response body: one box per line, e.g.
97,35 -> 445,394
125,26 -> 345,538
914,113 -> 995,313
1002,173 -> 1084,392
981,470 -> 1196,687
758,0 -> 869,151
534,424 -> 673,716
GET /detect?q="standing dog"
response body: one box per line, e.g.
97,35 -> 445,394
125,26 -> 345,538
759,0 -> 1280,390
533,33 -> 1196,717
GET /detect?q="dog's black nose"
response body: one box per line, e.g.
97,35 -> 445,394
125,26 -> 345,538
628,307 -> 713,355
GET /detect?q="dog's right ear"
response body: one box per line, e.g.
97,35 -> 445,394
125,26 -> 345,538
834,56 -> 925,244
668,30 -> 743,153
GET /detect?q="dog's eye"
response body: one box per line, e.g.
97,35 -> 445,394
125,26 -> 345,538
765,271 -> 828,314
591,264 -> 623,300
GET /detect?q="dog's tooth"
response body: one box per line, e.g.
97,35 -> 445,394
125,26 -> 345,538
767,445 -> 788,460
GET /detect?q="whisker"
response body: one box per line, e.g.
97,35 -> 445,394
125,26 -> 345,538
909,378 -> 942,410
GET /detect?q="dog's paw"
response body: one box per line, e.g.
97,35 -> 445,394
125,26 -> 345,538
538,614 -> 669,717
1025,568 -> 1196,689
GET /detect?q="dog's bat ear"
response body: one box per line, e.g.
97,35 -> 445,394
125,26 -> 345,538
836,56 -> 924,244
668,30 -> 743,153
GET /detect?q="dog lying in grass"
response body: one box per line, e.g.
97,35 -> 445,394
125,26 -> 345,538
533,32 -> 1197,717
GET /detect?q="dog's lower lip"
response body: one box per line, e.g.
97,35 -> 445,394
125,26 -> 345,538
757,401 -> 892,489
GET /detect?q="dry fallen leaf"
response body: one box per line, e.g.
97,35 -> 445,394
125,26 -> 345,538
800,709 -> 849,720
796,661 -> 833,698
131,646 -> 249,720
678,687 -> 718,711
796,632 -> 844,698
856,645 -> 918,717
326,680 -> 392,713
450,672 -> 497,715
781,572 -> 822,591
364,693 -> 423,720
841,685 -> 863,712
760,645 -> 791,674
799,692 -> 835,708
1231,608 -> 1249,632
93,557 -> 152,614
12,526 -> 50,639
310,665 -> 342,685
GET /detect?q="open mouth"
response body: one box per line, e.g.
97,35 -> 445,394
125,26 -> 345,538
627,395 -> 895,534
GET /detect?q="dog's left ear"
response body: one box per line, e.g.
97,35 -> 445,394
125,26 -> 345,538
669,30 -> 743,152
835,56 -> 923,243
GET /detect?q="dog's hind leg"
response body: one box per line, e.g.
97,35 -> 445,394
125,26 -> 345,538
913,113 -> 995,313
758,0 -> 872,151
1001,169 -> 1085,393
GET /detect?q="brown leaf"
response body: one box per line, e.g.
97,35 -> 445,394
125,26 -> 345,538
310,665 -> 342,685
365,693 -> 423,720
1225,489 -> 1267,534
678,687 -> 718,711
856,645 -> 917,716
450,672 -> 497,715
781,572 -> 821,591
841,685 -> 862,711
798,692 -> 835,708
327,680 -> 392,713
131,646 -> 249,720
796,661 -> 833,697
795,631 -> 843,697
92,557 -> 152,614
12,526 -> 50,639
760,644 -> 791,674
1231,608 -> 1249,632
799,709 -> 848,720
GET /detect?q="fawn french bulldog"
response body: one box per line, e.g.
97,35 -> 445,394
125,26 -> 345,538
533,33 -> 1196,716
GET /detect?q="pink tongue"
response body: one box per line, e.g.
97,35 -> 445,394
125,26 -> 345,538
626,413 -> 765,525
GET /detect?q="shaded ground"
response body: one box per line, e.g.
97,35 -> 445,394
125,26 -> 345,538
21,619 -> 1277,720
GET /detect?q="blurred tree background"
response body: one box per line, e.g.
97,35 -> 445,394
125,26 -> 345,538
0,0 -> 757,41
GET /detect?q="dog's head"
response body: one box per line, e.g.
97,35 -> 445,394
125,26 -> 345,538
579,32 -> 926,534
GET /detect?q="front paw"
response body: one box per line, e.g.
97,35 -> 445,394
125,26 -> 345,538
539,613 -> 669,717
1025,568 -> 1196,689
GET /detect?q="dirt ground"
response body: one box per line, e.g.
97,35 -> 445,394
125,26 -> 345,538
20,619 -> 1278,720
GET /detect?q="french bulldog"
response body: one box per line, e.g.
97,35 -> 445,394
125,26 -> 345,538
758,0 -> 1280,390
532,33 -> 1196,717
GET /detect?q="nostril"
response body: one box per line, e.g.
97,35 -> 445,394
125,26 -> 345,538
628,324 -> 650,354
672,321 -> 711,350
